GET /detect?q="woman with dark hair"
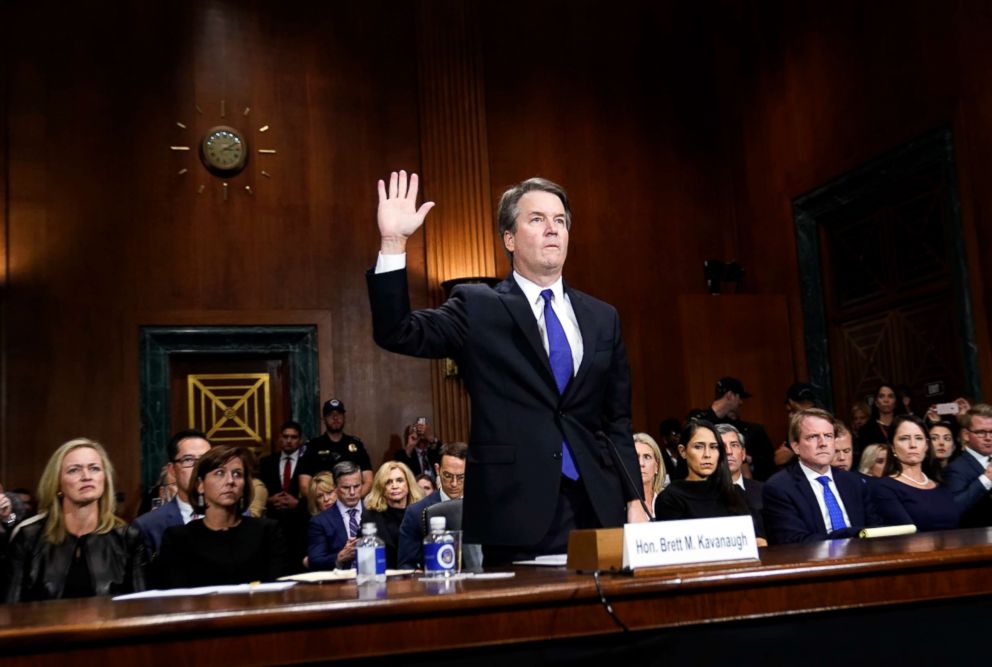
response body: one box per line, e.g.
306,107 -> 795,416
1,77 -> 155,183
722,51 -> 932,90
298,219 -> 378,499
856,384 -> 907,451
870,415 -> 958,531
654,420 -> 766,545
157,445 -> 289,588
4,438 -> 146,602
928,419 -> 960,468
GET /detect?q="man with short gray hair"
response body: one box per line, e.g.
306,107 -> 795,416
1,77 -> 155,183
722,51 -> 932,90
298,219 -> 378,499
716,423 -> 763,512
306,461 -> 364,570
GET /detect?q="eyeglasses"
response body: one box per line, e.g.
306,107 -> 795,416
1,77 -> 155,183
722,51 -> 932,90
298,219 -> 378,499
967,429 -> 992,440
173,455 -> 201,469
440,472 -> 465,483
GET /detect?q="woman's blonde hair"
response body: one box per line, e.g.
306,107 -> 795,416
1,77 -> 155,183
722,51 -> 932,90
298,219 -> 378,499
858,443 -> 886,476
364,461 -> 424,512
37,438 -> 123,544
307,471 -> 336,516
634,432 -> 667,496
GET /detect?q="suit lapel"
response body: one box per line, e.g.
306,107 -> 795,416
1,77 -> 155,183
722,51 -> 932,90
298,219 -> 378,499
791,464 -> 828,533
496,277 -> 558,392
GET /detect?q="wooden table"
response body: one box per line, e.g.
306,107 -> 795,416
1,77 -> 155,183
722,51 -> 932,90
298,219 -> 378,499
2,527 -> 991,666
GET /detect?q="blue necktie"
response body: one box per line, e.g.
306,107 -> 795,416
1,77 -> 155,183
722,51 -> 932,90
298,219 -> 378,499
347,508 -> 360,538
816,476 -> 847,532
541,289 -> 579,480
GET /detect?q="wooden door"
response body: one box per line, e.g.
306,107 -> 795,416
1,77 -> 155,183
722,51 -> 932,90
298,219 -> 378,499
169,355 -> 291,460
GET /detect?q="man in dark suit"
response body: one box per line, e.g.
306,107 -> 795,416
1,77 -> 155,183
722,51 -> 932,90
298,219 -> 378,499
763,408 -> 880,544
368,171 -> 647,563
716,423 -> 763,511
945,403 -> 992,527
397,442 -> 467,569
133,429 -> 213,558
258,420 -> 309,569
307,462 -> 364,570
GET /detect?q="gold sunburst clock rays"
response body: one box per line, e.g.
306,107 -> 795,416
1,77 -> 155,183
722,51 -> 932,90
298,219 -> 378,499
169,100 -> 278,201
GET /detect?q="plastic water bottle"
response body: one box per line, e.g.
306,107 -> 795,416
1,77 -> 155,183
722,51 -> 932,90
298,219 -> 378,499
356,523 -> 386,584
423,516 -> 457,578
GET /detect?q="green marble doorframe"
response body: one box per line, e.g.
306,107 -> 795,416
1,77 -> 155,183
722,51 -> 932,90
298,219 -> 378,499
138,326 -> 319,490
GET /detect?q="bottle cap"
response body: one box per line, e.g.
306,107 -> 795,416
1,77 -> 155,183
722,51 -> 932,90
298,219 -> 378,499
361,522 -> 377,536
429,516 -> 446,531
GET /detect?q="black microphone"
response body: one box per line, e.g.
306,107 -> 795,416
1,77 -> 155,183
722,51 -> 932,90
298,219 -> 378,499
595,430 -> 653,521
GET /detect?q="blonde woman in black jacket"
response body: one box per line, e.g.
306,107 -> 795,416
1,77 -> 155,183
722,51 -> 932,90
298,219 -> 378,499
4,438 -> 146,602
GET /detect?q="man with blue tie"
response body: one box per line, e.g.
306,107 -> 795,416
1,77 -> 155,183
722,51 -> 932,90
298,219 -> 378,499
763,408 -> 880,544
307,461 -> 364,570
368,171 -> 648,564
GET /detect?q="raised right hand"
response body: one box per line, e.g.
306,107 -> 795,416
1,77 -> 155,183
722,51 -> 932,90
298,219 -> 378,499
377,170 -> 435,254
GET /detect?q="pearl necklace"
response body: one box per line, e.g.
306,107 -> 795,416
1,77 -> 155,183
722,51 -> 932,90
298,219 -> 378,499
898,471 -> 929,486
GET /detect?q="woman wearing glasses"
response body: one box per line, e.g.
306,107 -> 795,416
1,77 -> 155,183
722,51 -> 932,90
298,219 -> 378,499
157,445 -> 289,588
945,403 -> 992,527
871,415 -> 958,531
362,462 -> 424,568
4,438 -> 146,602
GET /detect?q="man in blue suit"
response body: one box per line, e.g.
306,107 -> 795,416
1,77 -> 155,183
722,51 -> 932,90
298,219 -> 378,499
132,429 -> 213,558
763,408 -> 880,544
945,403 -> 992,527
397,442 -> 467,569
307,461 -> 365,570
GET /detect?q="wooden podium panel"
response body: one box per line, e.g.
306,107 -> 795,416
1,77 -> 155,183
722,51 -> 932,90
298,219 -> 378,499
1,529 -> 991,665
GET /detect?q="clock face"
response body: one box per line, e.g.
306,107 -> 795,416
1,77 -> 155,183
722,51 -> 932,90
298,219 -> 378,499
200,125 -> 248,175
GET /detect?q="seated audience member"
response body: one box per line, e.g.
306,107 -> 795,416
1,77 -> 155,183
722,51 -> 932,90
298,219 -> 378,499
871,415 -> 958,531
655,421 -> 766,544
831,422 -> 855,472
415,474 -> 436,495
157,445 -> 288,588
716,423 -> 764,512
5,438 -> 146,602
307,472 -> 337,516
634,433 -> 667,516
397,441 -> 467,569
132,429 -> 213,558
394,423 -> 434,479
856,383 -> 905,447
850,402 -> 870,434
763,408 -> 881,544
928,420 -> 959,468
259,421 -> 309,567
307,461 -> 365,570
363,462 -> 424,568
858,444 -> 888,478
944,403 -> 992,527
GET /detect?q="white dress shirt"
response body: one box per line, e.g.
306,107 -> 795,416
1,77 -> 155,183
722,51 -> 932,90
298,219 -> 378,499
336,499 -> 363,536
280,449 -> 300,479
375,252 -> 584,376
177,497 -> 197,524
797,461 -> 851,531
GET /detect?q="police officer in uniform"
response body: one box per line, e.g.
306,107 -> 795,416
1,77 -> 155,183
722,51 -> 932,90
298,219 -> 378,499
297,399 -> 374,497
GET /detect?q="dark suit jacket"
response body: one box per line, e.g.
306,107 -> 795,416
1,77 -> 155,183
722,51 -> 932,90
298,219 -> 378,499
368,269 -> 638,547
394,448 -> 433,478
762,463 -> 881,544
132,498 -> 183,556
945,450 -> 992,527
397,491 -> 442,569
307,503 -> 362,570
258,452 -> 309,566
741,477 -> 764,512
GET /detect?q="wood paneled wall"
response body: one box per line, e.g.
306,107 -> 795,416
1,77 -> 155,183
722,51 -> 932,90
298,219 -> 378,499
4,0 -> 992,503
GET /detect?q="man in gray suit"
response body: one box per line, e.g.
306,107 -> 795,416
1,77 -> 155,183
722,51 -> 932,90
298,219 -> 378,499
945,403 -> 992,527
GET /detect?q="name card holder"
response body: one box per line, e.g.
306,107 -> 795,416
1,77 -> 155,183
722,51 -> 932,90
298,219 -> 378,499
622,515 -> 759,571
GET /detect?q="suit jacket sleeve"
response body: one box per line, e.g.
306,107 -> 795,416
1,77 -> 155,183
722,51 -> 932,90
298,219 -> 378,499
944,456 -> 989,513
367,268 -> 468,360
307,512 -> 345,571
762,479 -> 829,544
397,502 -> 424,569
602,311 -> 638,504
